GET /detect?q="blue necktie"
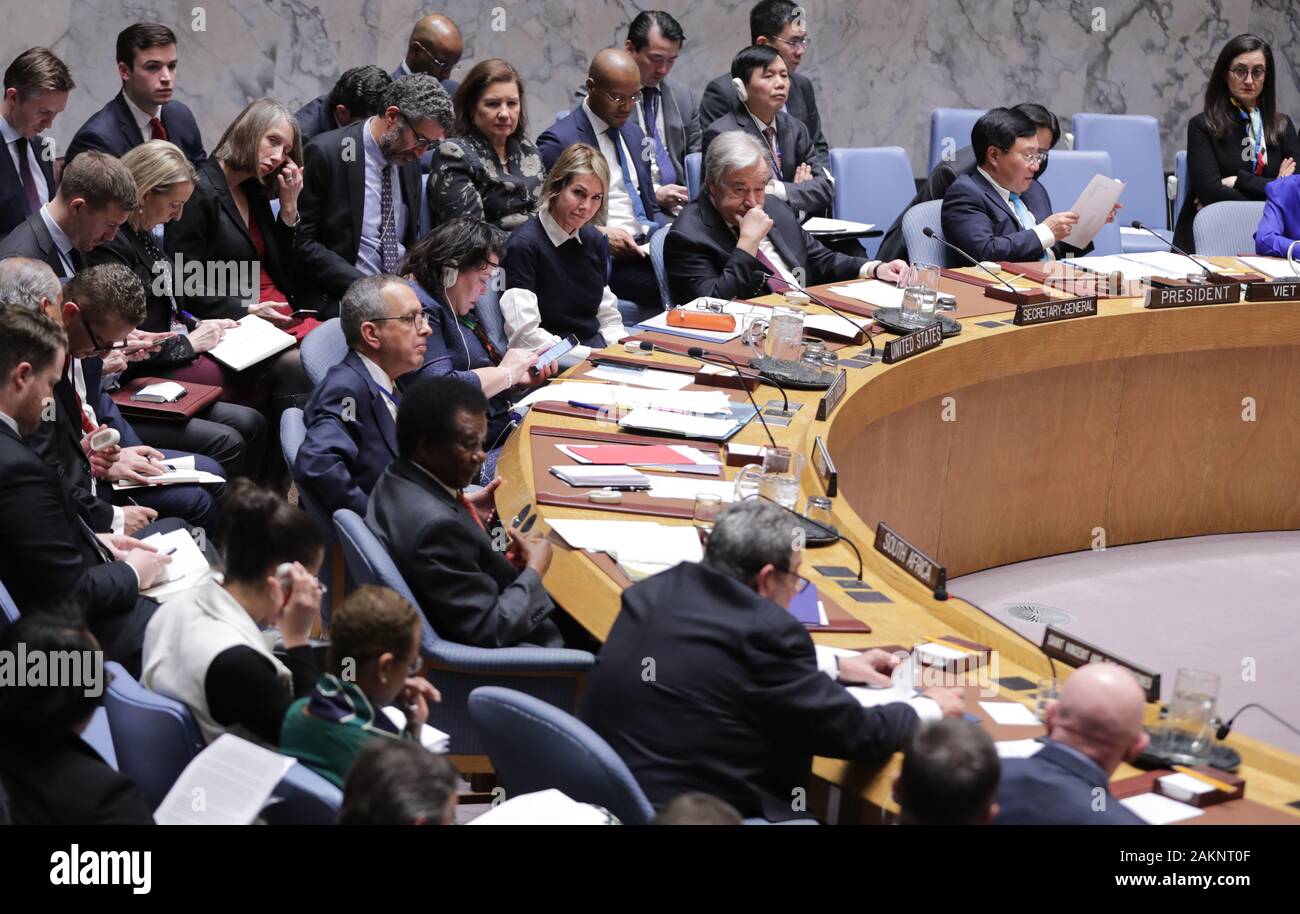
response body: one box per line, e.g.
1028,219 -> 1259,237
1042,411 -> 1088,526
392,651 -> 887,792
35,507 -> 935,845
607,126 -> 649,231
640,87 -> 677,186
1009,191 -> 1050,262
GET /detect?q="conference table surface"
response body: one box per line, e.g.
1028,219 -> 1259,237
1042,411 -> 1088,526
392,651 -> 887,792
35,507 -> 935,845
494,257 -> 1300,822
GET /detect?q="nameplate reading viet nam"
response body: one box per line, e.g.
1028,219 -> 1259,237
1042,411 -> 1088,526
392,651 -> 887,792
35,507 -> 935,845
874,521 -> 945,592
1244,280 -> 1300,302
1041,626 -> 1161,702
1013,295 -> 1099,326
815,369 -> 847,420
881,322 -> 943,364
1143,282 -> 1239,310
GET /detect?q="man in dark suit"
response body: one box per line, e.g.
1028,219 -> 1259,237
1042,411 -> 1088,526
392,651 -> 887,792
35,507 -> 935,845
63,22 -> 205,168
0,307 -> 170,674
0,48 -> 74,238
296,65 -> 392,144
538,48 -> 670,318
367,376 -> 563,648
995,664 -> 1149,825
702,44 -> 831,217
392,14 -> 463,98
878,103 -> 1063,262
894,719 -> 1001,825
622,11 -> 697,213
0,150 -> 135,278
579,498 -> 965,820
295,275 -> 430,517
942,107 -> 1118,264
665,130 -> 907,302
295,74 -> 451,318
697,1 -> 828,162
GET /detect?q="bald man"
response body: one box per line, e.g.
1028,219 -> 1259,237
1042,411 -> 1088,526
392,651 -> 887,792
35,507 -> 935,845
994,664 -> 1149,825
394,14 -> 463,96
537,48 -> 671,321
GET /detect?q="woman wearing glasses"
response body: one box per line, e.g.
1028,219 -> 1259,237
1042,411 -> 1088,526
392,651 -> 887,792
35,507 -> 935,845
1174,34 -> 1299,252
425,59 -> 546,232
401,219 -> 556,484
166,98 -> 313,467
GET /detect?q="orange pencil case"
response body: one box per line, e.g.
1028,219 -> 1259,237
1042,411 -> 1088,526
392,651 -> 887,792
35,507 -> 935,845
666,309 -> 737,332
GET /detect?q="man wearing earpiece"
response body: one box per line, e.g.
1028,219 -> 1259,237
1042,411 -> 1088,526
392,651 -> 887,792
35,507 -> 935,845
293,275 -> 431,519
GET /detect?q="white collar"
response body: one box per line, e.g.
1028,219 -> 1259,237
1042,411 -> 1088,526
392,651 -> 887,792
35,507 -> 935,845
362,116 -> 389,165
0,114 -> 23,146
399,59 -> 414,77
582,98 -> 612,136
977,167 -> 1018,204
39,204 -> 74,256
122,90 -> 161,130
356,350 -> 395,393
411,457 -> 461,500
747,107 -> 777,132
0,410 -> 18,436
539,207 -> 581,247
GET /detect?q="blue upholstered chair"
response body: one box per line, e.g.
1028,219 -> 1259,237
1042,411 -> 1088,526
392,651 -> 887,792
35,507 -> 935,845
829,146 -> 915,258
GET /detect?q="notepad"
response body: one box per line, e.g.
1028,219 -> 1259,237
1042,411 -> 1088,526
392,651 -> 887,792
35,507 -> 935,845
618,407 -> 739,439
549,464 -> 652,488
140,527 -> 212,600
112,468 -> 225,490
131,380 -> 187,403
207,314 -> 296,371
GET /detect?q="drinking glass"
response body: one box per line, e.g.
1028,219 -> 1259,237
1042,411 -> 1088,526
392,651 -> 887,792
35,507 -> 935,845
1159,668 -> 1220,760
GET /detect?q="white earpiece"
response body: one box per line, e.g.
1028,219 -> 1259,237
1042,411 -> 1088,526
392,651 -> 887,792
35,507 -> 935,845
731,77 -> 748,104
442,266 -> 459,290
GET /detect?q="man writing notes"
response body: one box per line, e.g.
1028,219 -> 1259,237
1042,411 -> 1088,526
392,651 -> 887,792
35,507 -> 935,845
664,130 -> 907,303
942,107 -> 1117,263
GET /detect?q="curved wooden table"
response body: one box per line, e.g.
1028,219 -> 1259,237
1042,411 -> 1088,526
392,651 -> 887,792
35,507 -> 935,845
495,263 -> 1300,822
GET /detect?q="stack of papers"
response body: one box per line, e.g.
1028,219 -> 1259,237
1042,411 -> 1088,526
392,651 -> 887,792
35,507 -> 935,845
644,475 -> 736,503
140,527 -> 212,600
803,312 -> 871,341
131,380 -> 187,403
112,467 -> 225,490
207,315 -> 296,371
154,734 -> 296,825
617,407 -> 740,439
1068,252 -> 1207,280
467,789 -> 614,825
979,701 -> 1041,727
1157,772 -> 1217,804
1236,255 -> 1299,279
802,217 -> 874,234
515,382 -> 733,416
1119,792 -> 1204,825
826,279 -> 906,309
549,464 -> 651,488
635,298 -> 762,343
379,706 -> 451,752
557,443 -> 722,475
549,518 -> 704,580
585,364 -> 693,390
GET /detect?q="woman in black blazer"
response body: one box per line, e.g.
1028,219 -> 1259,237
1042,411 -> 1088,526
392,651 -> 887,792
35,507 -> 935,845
1175,34 -> 1299,252
167,98 -> 312,416
89,141 -> 266,479
0,608 -> 154,825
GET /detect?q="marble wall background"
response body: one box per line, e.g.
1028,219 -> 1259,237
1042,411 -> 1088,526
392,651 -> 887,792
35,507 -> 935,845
11,0 -> 1300,175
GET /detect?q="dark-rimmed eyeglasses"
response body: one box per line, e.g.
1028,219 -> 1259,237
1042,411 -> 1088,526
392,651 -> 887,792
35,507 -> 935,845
1229,65 -> 1266,82
370,311 -> 430,329
400,113 -> 439,150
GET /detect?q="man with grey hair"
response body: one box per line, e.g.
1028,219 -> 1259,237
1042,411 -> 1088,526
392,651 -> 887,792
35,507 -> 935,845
0,255 -> 61,318
663,129 -> 909,303
296,74 -> 453,317
580,498 -> 964,821
294,274 -> 430,517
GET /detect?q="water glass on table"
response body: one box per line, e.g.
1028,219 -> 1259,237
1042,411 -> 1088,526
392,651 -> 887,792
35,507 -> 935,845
693,493 -> 722,543
910,262 -> 941,323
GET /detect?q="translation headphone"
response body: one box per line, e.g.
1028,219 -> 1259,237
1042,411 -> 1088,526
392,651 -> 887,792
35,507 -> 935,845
442,265 -> 460,290
732,77 -> 749,104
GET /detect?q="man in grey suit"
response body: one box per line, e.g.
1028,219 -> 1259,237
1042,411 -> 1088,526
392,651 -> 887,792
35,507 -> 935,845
697,1 -> 828,162
366,375 -> 564,649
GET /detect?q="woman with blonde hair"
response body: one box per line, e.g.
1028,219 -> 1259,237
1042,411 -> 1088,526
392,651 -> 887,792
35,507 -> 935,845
499,142 -> 628,359
87,140 -> 266,478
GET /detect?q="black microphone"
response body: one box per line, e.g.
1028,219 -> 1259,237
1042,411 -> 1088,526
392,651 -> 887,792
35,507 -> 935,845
1128,220 -> 1222,280
922,226 -> 1029,307
685,345 -> 789,412
1215,703 -> 1300,742
745,492 -> 864,581
776,275 -> 878,358
685,346 -> 778,449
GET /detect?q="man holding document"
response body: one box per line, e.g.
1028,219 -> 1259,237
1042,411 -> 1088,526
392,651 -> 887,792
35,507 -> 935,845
942,108 -> 1121,263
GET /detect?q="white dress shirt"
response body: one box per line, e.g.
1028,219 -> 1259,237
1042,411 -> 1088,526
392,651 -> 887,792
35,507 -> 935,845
0,410 -> 17,436
0,114 -> 49,205
356,351 -> 398,421
633,87 -> 669,187
582,100 -> 647,238
747,222 -> 881,285
67,357 -> 127,534
38,204 -> 76,276
498,208 -> 626,358
122,92 -> 161,144
976,167 -> 1057,259
812,646 -> 943,722
747,109 -> 789,203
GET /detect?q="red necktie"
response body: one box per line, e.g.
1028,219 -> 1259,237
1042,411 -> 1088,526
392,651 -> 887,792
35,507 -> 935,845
753,246 -> 793,293
458,492 -> 486,532
149,116 -> 168,141
64,356 -> 95,434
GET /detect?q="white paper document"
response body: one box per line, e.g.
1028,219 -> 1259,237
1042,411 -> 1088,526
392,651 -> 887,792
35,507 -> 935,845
1063,174 -> 1125,248
803,312 -> 871,340
617,407 -> 739,439
1119,792 -> 1205,825
515,382 -> 732,416
549,518 -> 705,570
1157,773 -> 1216,803
379,706 -> 450,752
207,314 -> 296,371
549,464 -> 652,488
467,789 -> 613,825
802,217 -> 875,234
996,739 -> 1046,759
644,474 -> 737,502
1120,250 -> 1217,277
979,700 -> 1041,727
112,468 -> 225,490
585,364 -> 694,390
132,380 -> 187,403
154,734 -> 296,825
140,527 -> 212,600
1236,255 -> 1300,279
826,279 -> 906,309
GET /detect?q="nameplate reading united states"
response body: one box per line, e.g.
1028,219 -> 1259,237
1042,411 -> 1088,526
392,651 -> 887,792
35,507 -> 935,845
1041,626 -> 1161,702
815,369 -> 848,421
881,322 -> 943,364
1244,280 -> 1300,303
874,522 -> 945,592
1144,282 -> 1239,309
1013,295 -> 1099,326
812,436 -> 837,497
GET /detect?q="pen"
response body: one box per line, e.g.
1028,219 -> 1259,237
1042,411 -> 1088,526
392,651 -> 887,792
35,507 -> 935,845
162,547 -> 177,556
567,400 -> 611,411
